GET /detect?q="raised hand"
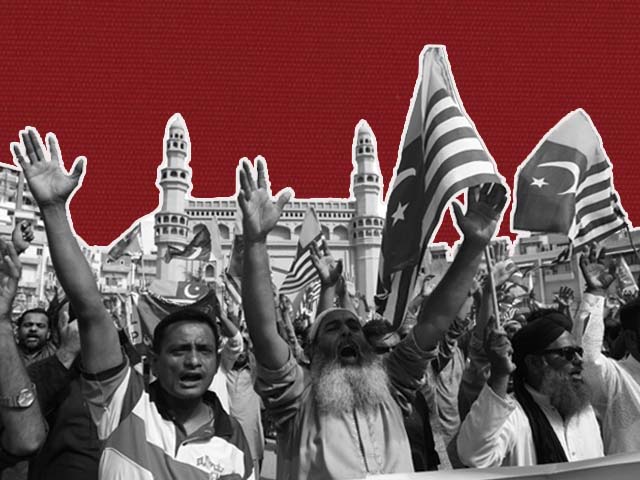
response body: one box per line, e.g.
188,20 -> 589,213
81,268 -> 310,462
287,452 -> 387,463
452,183 -> 508,248
309,241 -> 342,287
237,158 -> 291,243
0,239 -> 21,317
58,304 -> 81,356
12,128 -> 85,208
484,324 -> 516,377
579,243 -> 616,293
554,286 -> 575,309
278,294 -> 292,315
11,220 -> 34,255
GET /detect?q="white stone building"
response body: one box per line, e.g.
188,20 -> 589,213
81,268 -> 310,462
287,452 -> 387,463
153,114 -> 384,304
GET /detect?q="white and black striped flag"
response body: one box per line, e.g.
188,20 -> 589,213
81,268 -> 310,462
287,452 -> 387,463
512,109 -> 627,249
279,208 -> 325,296
376,45 -> 503,327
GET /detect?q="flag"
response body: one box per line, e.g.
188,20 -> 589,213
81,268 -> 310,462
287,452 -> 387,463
129,288 -> 218,353
512,109 -> 627,248
164,223 -> 211,262
279,207 -> 324,296
225,217 -> 244,304
108,223 -> 142,260
376,45 -> 503,327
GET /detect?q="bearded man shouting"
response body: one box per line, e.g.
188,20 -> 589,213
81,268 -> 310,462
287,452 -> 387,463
238,159 -> 507,479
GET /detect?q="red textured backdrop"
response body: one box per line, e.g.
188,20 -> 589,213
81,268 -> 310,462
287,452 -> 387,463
2,1 -> 639,246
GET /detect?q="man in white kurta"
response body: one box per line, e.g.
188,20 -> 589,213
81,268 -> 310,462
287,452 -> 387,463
574,289 -> 640,453
458,309 -> 604,467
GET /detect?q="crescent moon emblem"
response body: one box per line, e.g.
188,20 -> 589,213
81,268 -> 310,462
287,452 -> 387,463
183,283 -> 202,299
393,168 -> 416,188
537,161 -> 581,195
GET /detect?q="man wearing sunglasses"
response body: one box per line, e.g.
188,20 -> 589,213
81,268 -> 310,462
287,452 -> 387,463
457,306 -> 603,467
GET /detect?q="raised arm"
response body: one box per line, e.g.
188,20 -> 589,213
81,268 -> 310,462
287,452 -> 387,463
238,159 -> 292,370
11,220 -> 34,256
0,239 -> 47,456
414,183 -> 507,351
310,242 -> 342,315
12,129 -> 122,373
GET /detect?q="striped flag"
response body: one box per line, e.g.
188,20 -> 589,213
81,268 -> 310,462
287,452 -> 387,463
108,223 -> 143,260
279,208 -> 324,296
376,45 -> 503,327
512,109 -> 627,249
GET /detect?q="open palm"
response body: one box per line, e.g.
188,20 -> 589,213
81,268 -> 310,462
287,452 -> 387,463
579,244 -> 616,291
452,183 -> 507,247
0,240 -> 21,315
237,158 -> 291,242
12,128 -> 84,207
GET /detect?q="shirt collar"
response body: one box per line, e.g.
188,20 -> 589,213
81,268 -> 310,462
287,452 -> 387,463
148,382 -> 234,439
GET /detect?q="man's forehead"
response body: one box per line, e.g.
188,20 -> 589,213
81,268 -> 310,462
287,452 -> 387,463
164,321 -> 216,341
320,312 -> 360,327
23,312 -> 48,323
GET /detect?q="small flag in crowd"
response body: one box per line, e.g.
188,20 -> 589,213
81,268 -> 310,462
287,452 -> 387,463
108,223 -> 143,261
512,109 -> 627,249
376,45 -> 503,327
279,208 -> 325,296
127,285 -> 217,353
225,217 -> 244,304
164,221 -> 215,262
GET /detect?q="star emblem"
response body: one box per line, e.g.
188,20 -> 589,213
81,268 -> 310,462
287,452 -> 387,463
391,202 -> 408,226
531,177 -> 548,189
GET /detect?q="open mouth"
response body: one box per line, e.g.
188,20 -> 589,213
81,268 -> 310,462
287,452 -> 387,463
179,372 -> 203,386
338,342 -> 360,363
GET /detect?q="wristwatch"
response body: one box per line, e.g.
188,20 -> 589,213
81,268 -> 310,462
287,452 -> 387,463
0,383 -> 37,408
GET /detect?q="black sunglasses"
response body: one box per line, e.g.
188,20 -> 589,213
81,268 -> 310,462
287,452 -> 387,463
374,346 -> 393,355
538,346 -> 583,361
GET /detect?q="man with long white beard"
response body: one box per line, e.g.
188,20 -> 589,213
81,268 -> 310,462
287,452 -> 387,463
457,308 -> 604,467
237,158 -> 507,479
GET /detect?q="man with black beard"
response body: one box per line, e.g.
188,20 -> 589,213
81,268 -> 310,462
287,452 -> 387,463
15,308 -> 57,367
238,159 -> 507,479
457,308 -> 604,467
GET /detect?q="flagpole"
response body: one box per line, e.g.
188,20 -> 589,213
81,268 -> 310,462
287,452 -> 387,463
483,246 -> 502,330
140,255 -> 146,290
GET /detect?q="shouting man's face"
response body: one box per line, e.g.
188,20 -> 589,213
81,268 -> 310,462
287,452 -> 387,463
17,311 -> 50,353
310,310 -> 392,416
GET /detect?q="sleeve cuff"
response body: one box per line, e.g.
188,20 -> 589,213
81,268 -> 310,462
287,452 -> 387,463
256,350 -> 298,381
581,292 -> 605,309
81,356 -> 129,382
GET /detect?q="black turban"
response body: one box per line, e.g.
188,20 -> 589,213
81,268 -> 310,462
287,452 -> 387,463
511,310 -> 573,369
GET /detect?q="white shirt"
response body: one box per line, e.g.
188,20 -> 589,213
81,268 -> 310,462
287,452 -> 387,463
578,293 -> 640,454
208,331 -> 244,414
457,382 -> 603,467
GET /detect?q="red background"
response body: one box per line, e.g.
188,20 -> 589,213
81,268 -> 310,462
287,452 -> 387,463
2,1 -> 639,246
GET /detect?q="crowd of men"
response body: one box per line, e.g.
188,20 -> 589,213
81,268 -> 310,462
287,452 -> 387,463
0,128 -> 639,479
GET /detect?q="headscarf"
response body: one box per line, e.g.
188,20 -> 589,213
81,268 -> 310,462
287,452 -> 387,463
307,308 -> 360,345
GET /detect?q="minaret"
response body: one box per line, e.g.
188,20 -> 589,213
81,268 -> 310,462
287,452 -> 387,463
155,114 -> 192,281
350,120 -> 384,305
